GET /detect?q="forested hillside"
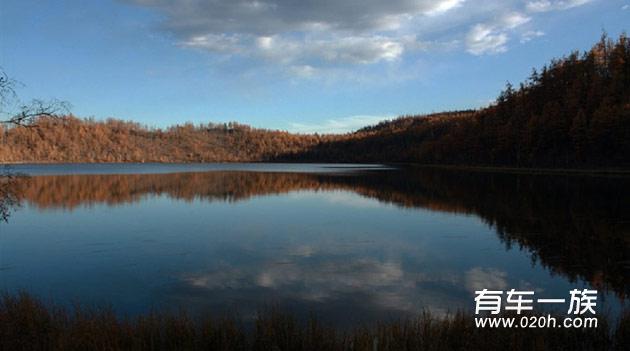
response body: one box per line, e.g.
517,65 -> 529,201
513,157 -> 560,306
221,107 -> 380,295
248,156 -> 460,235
0,118 -> 332,162
284,34 -> 630,168
1,34 -> 628,167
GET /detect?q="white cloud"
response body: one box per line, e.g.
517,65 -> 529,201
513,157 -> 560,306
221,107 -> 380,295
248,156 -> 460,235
128,0 -> 468,35
501,12 -> 531,29
466,11 -> 533,55
424,0 -> 466,17
289,115 -> 393,134
288,65 -> 317,78
256,36 -> 274,50
181,33 -> 414,69
526,1 -> 554,12
181,34 -> 245,53
467,0 -> 592,54
526,0 -> 593,12
255,259 -> 404,293
520,30 -> 545,43
465,267 -> 508,293
126,0 -> 595,76
466,24 -> 508,55
255,35 -> 406,65
123,0 -> 471,74
623,4 -> 629,10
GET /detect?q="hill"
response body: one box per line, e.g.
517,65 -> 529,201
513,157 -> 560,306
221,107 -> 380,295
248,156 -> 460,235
281,34 -> 630,168
0,34 -> 628,168
0,119 -> 330,163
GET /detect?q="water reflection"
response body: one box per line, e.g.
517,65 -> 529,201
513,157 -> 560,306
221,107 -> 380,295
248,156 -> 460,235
0,172 -> 22,222
0,166 -> 628,324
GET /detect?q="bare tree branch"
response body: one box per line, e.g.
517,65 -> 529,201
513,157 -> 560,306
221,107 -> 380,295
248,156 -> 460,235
0,69 -> 65,222
0,69 -> 19,111
5,99 -> 72,127
0,68 -> 70,127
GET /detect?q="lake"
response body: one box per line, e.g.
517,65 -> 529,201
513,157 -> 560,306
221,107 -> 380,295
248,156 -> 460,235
0,163 -> 628,326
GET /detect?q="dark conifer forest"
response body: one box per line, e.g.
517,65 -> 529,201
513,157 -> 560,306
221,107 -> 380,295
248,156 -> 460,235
283,34 -> 630,167
1,34 -> 628,168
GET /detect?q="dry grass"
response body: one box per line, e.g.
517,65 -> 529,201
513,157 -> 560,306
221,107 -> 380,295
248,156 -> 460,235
0,292 -> 628,351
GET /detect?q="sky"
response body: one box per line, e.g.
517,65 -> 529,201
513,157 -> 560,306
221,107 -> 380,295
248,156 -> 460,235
0,0 -> 628,133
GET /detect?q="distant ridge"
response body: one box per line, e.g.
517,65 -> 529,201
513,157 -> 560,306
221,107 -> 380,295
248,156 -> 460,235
1,34 -> 628,168
283,34 -> 630,168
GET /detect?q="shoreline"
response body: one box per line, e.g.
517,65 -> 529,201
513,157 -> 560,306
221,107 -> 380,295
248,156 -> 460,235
398,163 -> 630,176
3,161 -> 630,176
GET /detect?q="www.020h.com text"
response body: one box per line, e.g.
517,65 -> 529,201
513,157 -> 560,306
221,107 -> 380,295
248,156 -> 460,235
475,315 -> 598,329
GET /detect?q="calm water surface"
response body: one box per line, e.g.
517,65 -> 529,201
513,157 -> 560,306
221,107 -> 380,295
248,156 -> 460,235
0,163 -> 628,325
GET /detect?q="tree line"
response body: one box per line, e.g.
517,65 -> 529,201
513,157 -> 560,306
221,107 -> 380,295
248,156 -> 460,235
0,34 -> 628,168
283,33 -> 630,168
0,118 -> 335,162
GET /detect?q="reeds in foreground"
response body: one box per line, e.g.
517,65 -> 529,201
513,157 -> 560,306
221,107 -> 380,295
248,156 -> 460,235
0,292 -> 628,351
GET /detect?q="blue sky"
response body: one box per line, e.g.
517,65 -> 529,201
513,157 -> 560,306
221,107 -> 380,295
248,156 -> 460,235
1,0 -> 627,133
